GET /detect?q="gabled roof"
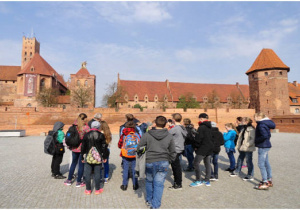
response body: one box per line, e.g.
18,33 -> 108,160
246,49 -> 290,75
118,79 -> 249,103
18,53 -> 67,88
0,66 -> 21,81
76,68 -> 90,76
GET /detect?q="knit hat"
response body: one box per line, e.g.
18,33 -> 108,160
91,121 -> 100,129
211,121 -> 217,127
198,113 -> 208,119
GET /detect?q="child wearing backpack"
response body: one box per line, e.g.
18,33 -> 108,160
81,121 -> 109,195
118,121 -> 140,191
50,121 -> 66,179
64,113 -> 90,187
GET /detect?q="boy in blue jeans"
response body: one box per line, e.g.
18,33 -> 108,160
138,116 -> 176,209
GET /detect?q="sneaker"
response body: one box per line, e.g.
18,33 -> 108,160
242,165 -> 247,168
229,172 -> 237,177
255,182 -> 269,190
84,190 -> 91,195
210,177 -> 217,181
146,201 -> 151,207
205,181 -> 211,187
225,168 -> 235,172
104,178 -> 109,184
189,180 -> 203,187
267,180 -> 273,187
95,188 -> 104,195
133,183 -> 139,190
54,174 -> 66,179
243,176 -> 254,181
64,179 -> 72,186
76,181 -> 86,188
120,185 -> 128,191
168,184 -> 182,190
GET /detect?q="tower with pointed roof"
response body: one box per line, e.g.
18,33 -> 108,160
246,48 -> 290,117
69,62 -> 96,108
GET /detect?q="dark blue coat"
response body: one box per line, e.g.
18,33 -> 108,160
255,119 -> 276,148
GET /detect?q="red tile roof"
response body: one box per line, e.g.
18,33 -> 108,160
57,95 -> 71,104
246,49 -> 290,75
288,82 -> 300,105
0,66 -> 21,81
118,80 -> 172,102
76,68 -> 90,76
118,79 -> 249,103
18,53 -> 67,88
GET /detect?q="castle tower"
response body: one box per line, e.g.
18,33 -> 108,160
69,62 -> 96,108
21,36 -> 40,69
246,48 -> 290,117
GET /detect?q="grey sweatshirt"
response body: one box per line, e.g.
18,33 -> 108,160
168,125 -> 187,153
137,128 -> 176,163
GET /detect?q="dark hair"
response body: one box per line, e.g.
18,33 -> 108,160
167,119 -> 173,123
183,118 -> 191,126
236,117 -> 243,122
79,113 -> 87,120
125,113 -> 134,122
172,113 -> 182,122
155,116 -> 167,128
125,121 -> 136,129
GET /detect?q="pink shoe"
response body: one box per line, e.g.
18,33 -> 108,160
242,165 -> 247,168
95,188 -> 104,195
84,190 -> 91,195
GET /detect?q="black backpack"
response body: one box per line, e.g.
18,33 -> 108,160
44,130 -> 57,155
65,124 -> 81,148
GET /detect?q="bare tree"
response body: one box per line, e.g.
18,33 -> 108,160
230,91 -> 243,109
102,82 -> 125,108
207,89 -> 220,108
71,86 -> 93,108
36,87 -> 59,107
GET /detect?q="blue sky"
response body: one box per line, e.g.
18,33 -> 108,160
1,1 -> 300,107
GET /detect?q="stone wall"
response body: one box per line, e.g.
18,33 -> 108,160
0,107 -> 256,135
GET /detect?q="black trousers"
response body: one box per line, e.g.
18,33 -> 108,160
51,153 -> 63,175
171,153 -> 182,186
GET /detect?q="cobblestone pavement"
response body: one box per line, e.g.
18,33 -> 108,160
0,133 -> 300,209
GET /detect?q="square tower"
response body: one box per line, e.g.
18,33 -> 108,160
246,49 -> 290,117
21,36 -> 40,69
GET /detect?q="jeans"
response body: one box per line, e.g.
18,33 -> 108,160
258,148 -> 272,182
104,148 -> 110,179
146,161 -> 169,209
84,163 -> 103,191
68,152 -> 84,183
122,157 -> 138,186
170,153 -> 182,186
193,154 -> 211,182
235,151 -> 254,177
227,151 -> 236,170
51,153 -> 63,175
210,153 -> 219,178
184,145 -> 194,169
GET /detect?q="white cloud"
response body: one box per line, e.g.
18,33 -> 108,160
94,2 -> 172,24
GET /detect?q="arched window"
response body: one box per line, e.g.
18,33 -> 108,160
295,108 -> 299,113
265,72 -> 268,76
25,52 -> 27,56
77,80 -> 80,86
40,78 -> 45,89
84,80 -> 88,87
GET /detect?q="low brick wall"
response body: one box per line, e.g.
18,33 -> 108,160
272,115 -> 300,133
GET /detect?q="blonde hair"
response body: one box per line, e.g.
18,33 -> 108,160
225,123 -> 237,133
76,113 -> 87,132
243,117 -> 254,127
100,121 -> 112,145
255,112 -> 266,119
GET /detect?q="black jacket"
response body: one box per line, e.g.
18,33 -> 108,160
81,129 -> 109,160
193,121 -> 214,156
211,127 -> 224,154
185,124 -> 197,145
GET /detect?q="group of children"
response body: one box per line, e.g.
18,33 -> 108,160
48,111 -> 275,208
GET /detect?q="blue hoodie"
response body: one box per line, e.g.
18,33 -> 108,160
223,129 -> 237,149
255,118 -> 276,148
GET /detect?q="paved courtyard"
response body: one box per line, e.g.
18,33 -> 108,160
0,133 -> 300,209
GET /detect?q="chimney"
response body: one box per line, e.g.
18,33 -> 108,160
293,81 -> 298,87
236,82 -> 239,88
166,79 -> 170,89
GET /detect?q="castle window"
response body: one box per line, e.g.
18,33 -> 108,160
84,80 -> 88,87
295,108 -> 299,113
279,71 -> 283,75
266,81 -> 268,85
292,98 -> 298,103
62,105 -> 66,109
24,58 -> 27,61
25,52 -> 27,56
267,99 -> 268,104
292,120 -> 295,123
40,79 -> 45,88
30,52 -> 32,56
265,72 -> 268,76
30,67 -> 34,72
121,103 -> 123,106
77,80 -> 80,86
128,105 -> 131,108
252,74 -> 254,78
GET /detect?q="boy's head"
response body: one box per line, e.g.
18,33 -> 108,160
172,113 -> 182,123
155,116 -> 167,128
198,113 -> 208,122
125,113 -> 134,122
183,118 -> 191,126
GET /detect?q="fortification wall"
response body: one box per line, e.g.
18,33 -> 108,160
0,107 -> 256,135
